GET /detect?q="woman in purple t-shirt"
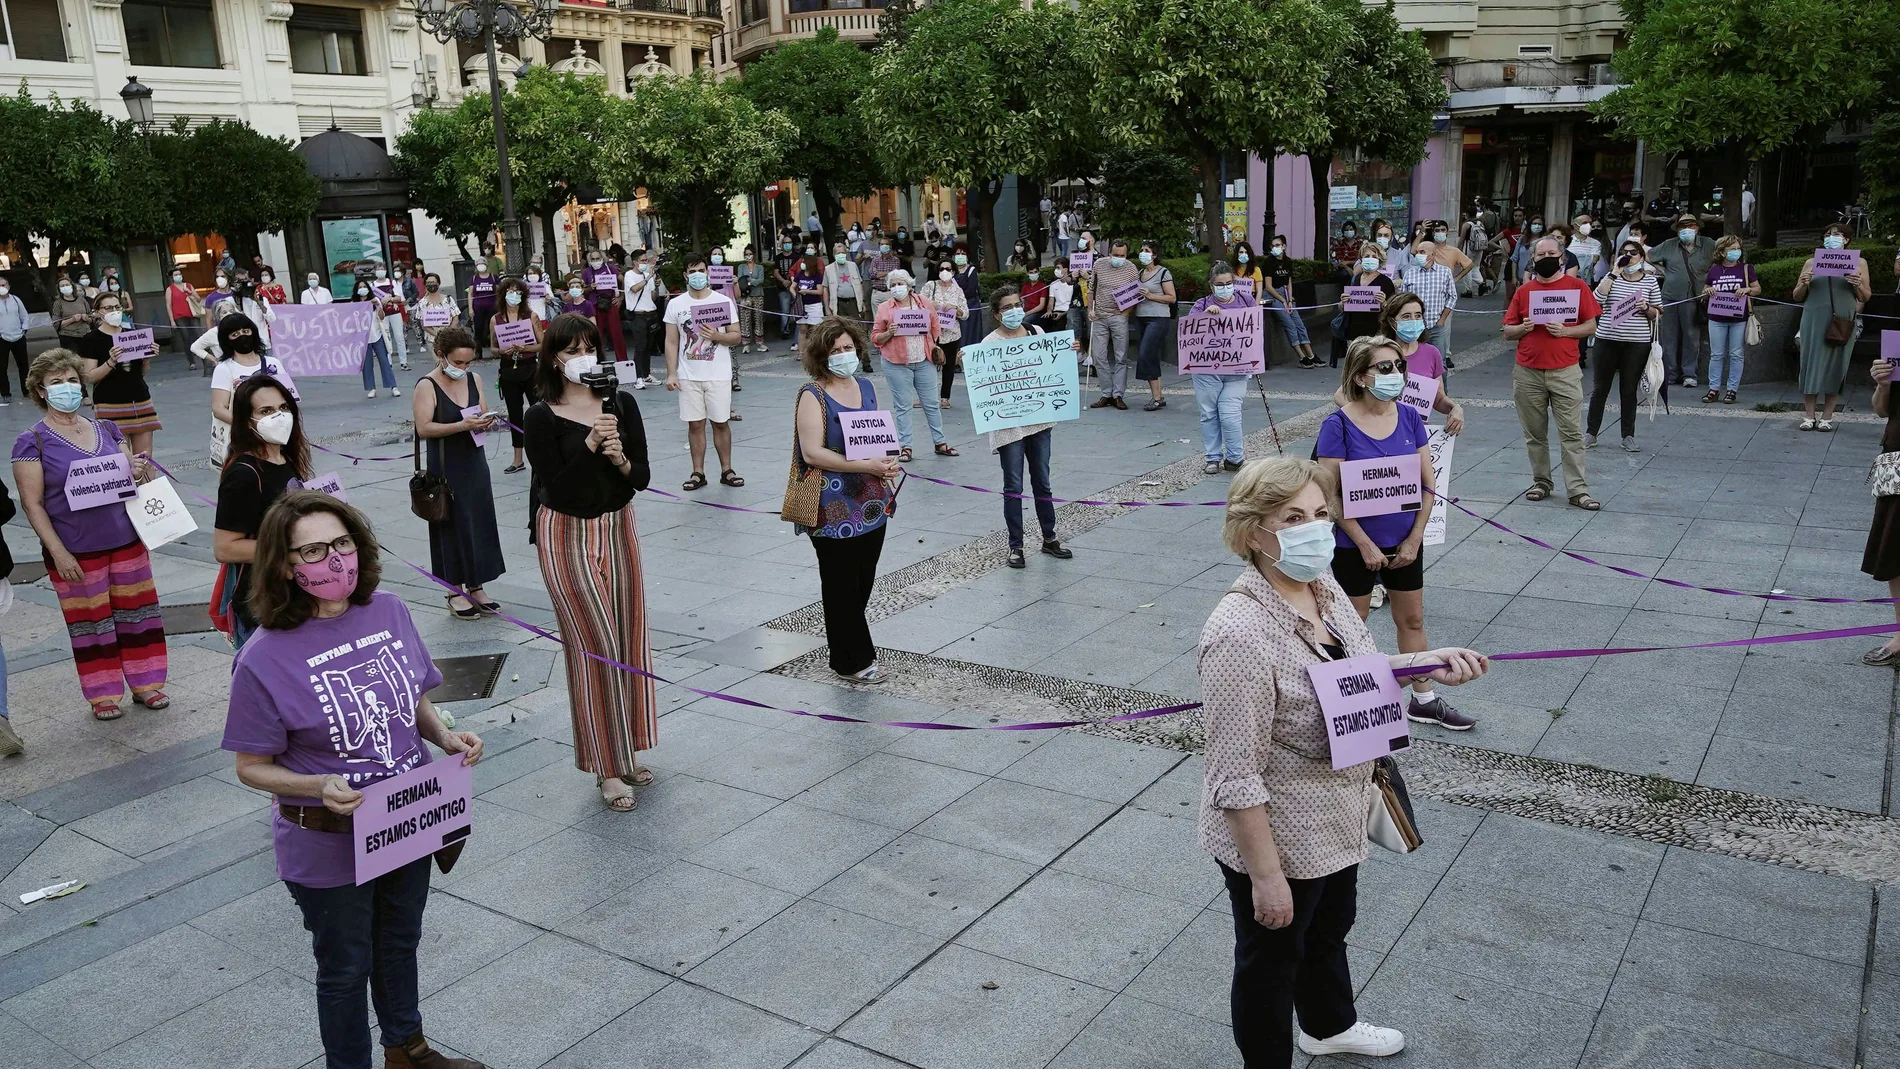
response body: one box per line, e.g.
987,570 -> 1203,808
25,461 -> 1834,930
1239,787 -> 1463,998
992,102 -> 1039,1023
1701,236 -> 1760,404
9,349 -> 169,720
220,492 -> 483,1069
1316,337 -> 1475,732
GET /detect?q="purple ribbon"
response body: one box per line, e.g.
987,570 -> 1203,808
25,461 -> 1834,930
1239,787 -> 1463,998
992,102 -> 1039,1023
897,469 -> 1227,508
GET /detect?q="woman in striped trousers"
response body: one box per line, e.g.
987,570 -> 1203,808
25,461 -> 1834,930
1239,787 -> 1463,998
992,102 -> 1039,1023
523,313 -> 656,811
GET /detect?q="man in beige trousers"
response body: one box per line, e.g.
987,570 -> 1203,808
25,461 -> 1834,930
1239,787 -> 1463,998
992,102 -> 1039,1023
1501,236 -> 1604,511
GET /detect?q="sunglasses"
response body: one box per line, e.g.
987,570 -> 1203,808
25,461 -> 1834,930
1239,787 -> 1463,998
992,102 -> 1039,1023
1369,359 -> 1409,376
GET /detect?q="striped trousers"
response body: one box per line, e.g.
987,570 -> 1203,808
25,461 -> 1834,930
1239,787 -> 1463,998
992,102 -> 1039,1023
50,540 -> 168,705
534,504 -> 656,777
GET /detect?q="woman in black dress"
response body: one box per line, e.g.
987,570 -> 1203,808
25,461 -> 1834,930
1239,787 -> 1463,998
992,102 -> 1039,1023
74,289 -> 161,456
1863,354 -> 1900,665
412,326 -> 505,619
492,276 -> 543,475
1338,242 -> 1397,362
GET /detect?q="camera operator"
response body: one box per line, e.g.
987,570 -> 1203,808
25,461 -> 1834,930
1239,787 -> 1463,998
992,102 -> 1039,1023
522,312 -> 658,812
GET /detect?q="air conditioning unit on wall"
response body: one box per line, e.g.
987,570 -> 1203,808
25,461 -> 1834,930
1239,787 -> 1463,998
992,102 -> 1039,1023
1588,63 -> 1617,86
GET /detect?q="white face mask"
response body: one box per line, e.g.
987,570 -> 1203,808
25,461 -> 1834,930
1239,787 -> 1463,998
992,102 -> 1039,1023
101,310 -> 123,328
59,285 -> 73,296
375,269 -> 388,279
1577,223 -> 1592,236
890,283 -> 910,300
827,349 -> 860,377
254,410 -> 295,445
562,352 -> 600,383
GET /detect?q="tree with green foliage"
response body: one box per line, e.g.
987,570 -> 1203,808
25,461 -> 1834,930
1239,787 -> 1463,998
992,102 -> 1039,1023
605,72 -> 794,252
154,119 -> 317,263
1861,112 -> 1900,244
738,27 -> 884,243
875,0 -> 920,47
393,105 -> 497,260
866,0 -> 1090,270
1298,0 -> 1445,259
1091,147 -> 1199,258
1596,0 -> 1900,241
1082,0 -> 1350,262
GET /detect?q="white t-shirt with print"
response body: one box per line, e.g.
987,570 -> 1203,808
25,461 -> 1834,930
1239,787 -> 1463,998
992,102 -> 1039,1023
663,291 -> 736,382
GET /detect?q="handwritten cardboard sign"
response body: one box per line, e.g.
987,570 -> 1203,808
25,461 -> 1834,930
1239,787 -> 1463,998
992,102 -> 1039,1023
1706,291 -> 1747,318
1527,288 -> 1580,325
961,329 -> 1081,434
1235,277 -> 1255,295
1177,305 -> 1265,376
841,409 -> 900,460
112,328 -> 156,360
1110,280 -> 1143,312
421,304 -> 453,327
1400,374 -> 1439,421
1422,429 -> 1454,547
1070,251 -> 1094,273
64,453 -> 136,511
527,280 -> 551,301
1307,653 -> 1411,769
492,318 -> 536,350
893,308 -> 930,336
1813,248 -> 1858,278
593,272 -> 616,291
1342,286 -> 1383,313
690,300 -> 731,329
1340,453 -> 1423,519
352,759 -> 473,885
271,302 -> 377,377
1609,289 -> 1645,327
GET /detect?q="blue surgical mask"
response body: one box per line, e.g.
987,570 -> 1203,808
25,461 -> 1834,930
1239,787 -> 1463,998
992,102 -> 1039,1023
1413,253 -> 1429,268
1724,249 -> 1741,263
687,271 -> 710,291
1213,284 -> 1236,301
1824,235 -> 1846,250
1138,251 -> 1154,266
827,350 -> 860,377
1109,256 -> 1127,268
1529,224 -> 1543,234
443,365 -> 467,381
1000,307 -> 1026,329
1370,373 -> 1406,402
1679,229 -> 1697,244
1237,252 -> 1249,264
505,292 -> 522,306
1360,256 -> 1381,272
1395,320 -> 1425,343
880,244 -> 891,254
1263,520 -> 1335,583
46,382 -> 83,412
1376,235 -> 1391,248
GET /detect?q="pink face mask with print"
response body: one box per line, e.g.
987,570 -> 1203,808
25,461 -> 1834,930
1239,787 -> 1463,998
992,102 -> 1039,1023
293,551 -> 359,601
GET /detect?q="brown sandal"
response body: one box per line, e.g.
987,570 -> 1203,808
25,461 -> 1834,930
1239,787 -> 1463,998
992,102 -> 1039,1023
682,471 -> 708,492
934,442 -> 959,457
719,469 -> 745,487
1523,485 -> 1550,501
1569,494 -> 1602,511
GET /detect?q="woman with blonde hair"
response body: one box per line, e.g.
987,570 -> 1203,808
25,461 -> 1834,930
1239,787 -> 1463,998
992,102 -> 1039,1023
1201,455 -> 1485,1066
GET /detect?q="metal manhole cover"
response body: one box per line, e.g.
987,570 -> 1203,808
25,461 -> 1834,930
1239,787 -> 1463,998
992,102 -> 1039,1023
428,653 -> 509,703
9,561 -> 46,584
159,602 -> 216,635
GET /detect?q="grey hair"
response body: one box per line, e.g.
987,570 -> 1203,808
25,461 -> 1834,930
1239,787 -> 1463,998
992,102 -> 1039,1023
887,268 -> 913,287
1208,260 -> 1234,284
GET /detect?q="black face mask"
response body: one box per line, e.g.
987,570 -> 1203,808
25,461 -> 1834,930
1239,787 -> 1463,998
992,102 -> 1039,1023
1534,256 -> 1563,280
229,335 -> 260,355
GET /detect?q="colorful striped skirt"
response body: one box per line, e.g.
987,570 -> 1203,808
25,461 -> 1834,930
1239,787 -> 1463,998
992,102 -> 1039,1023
534,504 -> 656,777
95,399 -> 162,436
48,540 -> 168,706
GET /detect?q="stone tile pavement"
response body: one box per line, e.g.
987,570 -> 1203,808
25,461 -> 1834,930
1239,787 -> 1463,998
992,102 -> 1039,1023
0,319 -> 1894,1068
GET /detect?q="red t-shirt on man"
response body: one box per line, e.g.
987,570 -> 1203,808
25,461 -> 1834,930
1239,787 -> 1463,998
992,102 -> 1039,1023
1503,275 -> 1601,370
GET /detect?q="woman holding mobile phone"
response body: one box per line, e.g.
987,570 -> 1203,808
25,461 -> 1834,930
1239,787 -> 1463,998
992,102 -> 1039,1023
413,327 -> 505,619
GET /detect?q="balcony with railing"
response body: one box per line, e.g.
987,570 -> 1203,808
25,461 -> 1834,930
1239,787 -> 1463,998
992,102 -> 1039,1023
572,0 -> 723,19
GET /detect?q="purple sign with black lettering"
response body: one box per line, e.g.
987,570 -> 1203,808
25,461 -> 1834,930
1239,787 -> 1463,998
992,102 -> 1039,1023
352,759 -> 473,885
1307,653 -> 1411,769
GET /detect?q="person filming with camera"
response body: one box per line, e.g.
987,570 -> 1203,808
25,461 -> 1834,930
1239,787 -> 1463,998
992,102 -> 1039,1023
522,312 -> 658,812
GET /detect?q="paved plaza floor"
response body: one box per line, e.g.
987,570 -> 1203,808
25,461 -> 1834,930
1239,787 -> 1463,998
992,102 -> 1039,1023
0,306 -> 1896,1069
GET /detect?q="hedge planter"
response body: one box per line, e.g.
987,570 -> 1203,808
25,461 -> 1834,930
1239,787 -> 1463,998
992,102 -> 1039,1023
1744,303 -> 1801,384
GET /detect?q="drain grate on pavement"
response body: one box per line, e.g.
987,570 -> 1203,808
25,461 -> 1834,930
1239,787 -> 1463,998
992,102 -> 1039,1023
427,653 -> 509,703
159,602 -> 216,635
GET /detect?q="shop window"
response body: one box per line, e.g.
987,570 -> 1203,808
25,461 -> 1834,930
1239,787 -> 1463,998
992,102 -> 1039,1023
2,0 -> 68,61
739,0 -> 766,24
289,5 -> 366,75
123,0 -> 220,68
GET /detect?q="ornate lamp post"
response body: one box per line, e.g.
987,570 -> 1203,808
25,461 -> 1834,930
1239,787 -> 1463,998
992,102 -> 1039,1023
413,0 -> 561,273
119,76 -> 155,132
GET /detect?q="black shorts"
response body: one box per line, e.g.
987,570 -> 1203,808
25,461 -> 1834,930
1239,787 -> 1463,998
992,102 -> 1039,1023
1331,544 -> 1425,597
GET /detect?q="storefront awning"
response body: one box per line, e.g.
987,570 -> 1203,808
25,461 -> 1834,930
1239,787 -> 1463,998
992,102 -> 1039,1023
1446,84 -> 1615,118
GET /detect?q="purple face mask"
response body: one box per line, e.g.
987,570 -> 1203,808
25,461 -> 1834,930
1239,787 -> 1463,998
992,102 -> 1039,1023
292,550 -> 359,602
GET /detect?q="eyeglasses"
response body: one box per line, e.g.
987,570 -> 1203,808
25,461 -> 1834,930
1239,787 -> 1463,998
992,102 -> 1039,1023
1370,359 -> 1409,375
291,534 -> 356,564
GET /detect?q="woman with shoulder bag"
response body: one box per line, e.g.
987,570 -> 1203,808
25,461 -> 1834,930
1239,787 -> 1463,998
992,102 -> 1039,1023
1588,247 -> 1663,451
413,327 -> 505,620
1863,353 -> 1900,666
1200,456 -> 1486,1067
786,316 -> 899,684
1791,224 -> 1871,431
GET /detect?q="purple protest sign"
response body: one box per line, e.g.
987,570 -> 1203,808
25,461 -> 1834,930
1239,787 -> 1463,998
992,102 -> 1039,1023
1070,251 -> 1094,273
1813,248 -> 1858,278
63,452 -> 136,511
1177,305 -> 1265,375
421,304 -> 453,327
708,265 -> 734,289
893,308 -> 930,336
1400,374 -> 1439,420
1885,332 -> 1900,379
527,280 -> 551,301
690,300 -> 731,329
841,409 -> 900,460
1235,277 -> 1255,295
936,306 -> 957,331
1609,290 -> 1644,327
1527,288 -> 1580,324
268,302 -> 378,377
493,318 -> 536,350
1307,653 -> 1410,769
1340,453 -> 1423,518
351,759 -> 473,885
1707,291 -> 1747,318
1342,286 -> 1383,313
461,405 -> 488,449
112,328 -> 156,360
1111,280 -> 1143,312
301,471 -> 348,502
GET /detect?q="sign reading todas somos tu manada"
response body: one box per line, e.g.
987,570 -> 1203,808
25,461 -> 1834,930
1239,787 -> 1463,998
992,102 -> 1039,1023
961,330 -> 1080,434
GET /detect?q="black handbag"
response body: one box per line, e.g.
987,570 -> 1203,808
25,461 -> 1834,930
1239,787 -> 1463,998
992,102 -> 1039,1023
409,431 -> 452,523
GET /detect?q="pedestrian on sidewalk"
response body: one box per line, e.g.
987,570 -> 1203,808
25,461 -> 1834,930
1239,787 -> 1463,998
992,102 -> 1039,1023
922,259 -> 968,410
371,265 -> 411,372
664,256 -> 745,490
73,289 -> 162,458
467,258 -> 501,361
1188,261 -> 1255,473
525,313 -> 657,812
10,350 -> 170,721
982,286 -> 1073,570
214,375 -> 310,651
824,241 -> 865,326
1503,235 -> 1601,510
0,476 -> 20,756
165,267 -> 205,356
787,317 -> 899,684
1398,241 -> 1456,367
1791,224 -> 1869,432
1860,354 -> 1900,666
0,276 -> 22,404
1647,213 -> 1716,387
871,269 -> 957,462
1131,241 -> 1175,411
1587,248 -> 1662,451
1701,236 -> 1759,405
1087,239 -> 1139,408
351,278 -> 399,400
737,244 -> 769,353
415,327 -> 506,621
492,277 -> 543,475
1201,456 -> 1486,1067
1379,293 -> 1464,434
207,313 -> 299,466
220,492 -> 485,1069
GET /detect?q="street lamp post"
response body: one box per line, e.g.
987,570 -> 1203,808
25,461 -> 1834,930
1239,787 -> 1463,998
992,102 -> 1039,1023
413,0 -> 561,274
119,76 -> 155,131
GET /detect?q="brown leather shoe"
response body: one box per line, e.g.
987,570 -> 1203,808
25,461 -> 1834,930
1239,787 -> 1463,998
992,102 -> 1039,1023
385,1034 -> 484,1069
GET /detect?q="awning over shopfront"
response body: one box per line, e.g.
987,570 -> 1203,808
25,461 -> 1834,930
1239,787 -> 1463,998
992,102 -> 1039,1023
1445,84 -> 1615,118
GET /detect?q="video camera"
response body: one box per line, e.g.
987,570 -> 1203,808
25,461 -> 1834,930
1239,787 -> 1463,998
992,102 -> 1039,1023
579,365 -> 621,398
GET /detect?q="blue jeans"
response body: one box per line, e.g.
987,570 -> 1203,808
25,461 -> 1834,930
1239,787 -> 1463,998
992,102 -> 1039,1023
286,857 -> 432,1069
999,428 -> 1056,549
881,358 -> 945,448
1057,238 -> 1072,258
1269,297 -> 1310,346
1708,319 -> 1746,391
1421,320 -> 1450,359
360,339 -> 395,391
1194,374 -> 1248,462
776,290 -> 795,337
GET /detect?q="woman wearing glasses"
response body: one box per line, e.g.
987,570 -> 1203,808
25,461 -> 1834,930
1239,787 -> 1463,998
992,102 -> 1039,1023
1315,336 -> 1475,731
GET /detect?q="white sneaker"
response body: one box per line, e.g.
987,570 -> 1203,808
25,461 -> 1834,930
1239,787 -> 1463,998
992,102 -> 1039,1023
0,398 -> 11,407
366,389 -> 376,399
1369,585 -> 1387,609
643,375 -> 659,387
840,662 -> 886,684
1298,1022 -> 1406,1057
1683,376 -> 1698,387
391,387 -> 401,397
631,377 -> 646,390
